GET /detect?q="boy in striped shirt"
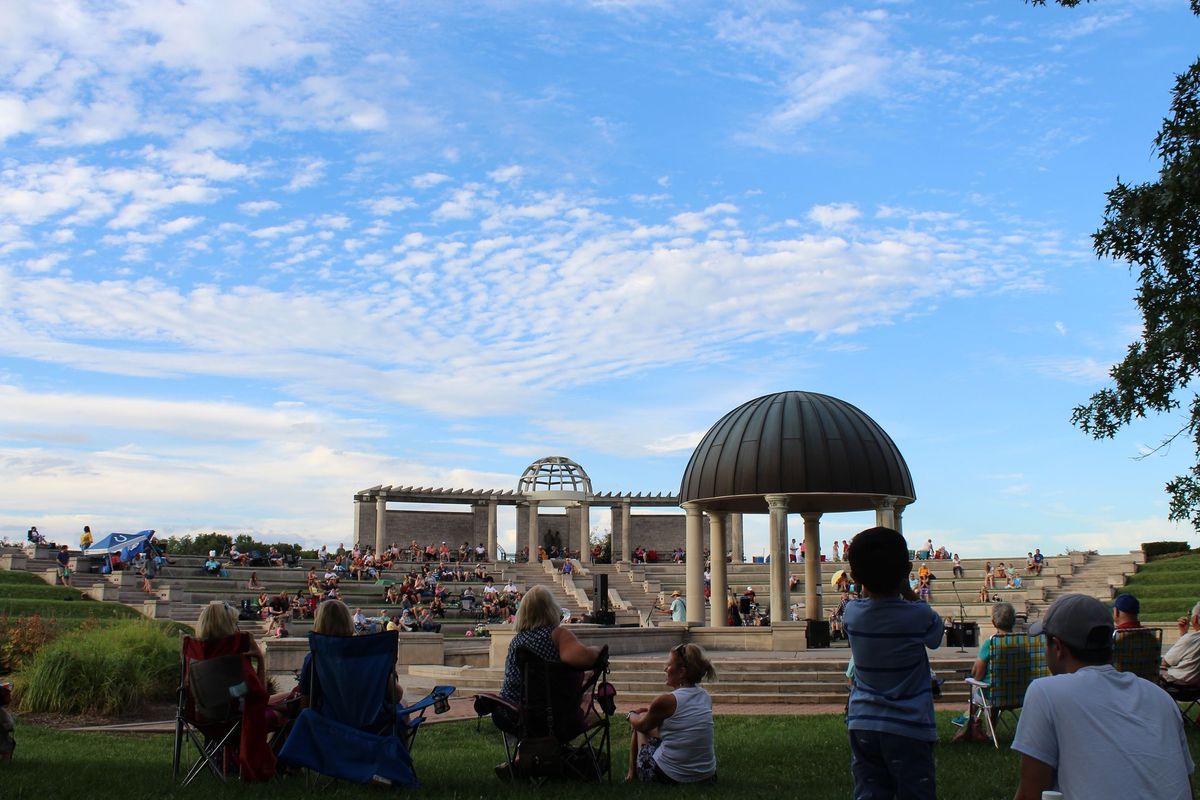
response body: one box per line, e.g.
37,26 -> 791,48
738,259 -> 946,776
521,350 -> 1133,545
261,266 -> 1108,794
843,527 -> 943,800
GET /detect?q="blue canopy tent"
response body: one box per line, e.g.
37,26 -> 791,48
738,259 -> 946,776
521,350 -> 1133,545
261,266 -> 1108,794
84,530 -> 155,561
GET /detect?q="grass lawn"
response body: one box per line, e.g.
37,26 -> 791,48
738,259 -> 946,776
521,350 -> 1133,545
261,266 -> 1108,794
5,711 -> 1200,800
1123,552 -> 1200,622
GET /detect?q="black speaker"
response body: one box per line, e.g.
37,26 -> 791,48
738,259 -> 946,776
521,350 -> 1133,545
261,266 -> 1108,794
806,619 -> 831,649
949,621 -> 979,647
593,574 -> 609,613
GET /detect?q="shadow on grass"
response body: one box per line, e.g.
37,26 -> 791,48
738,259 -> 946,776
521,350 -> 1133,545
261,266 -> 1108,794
5,711 -> 1198,800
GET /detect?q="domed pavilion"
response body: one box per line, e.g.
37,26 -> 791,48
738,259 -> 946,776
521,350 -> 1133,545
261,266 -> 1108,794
679,390 -> 915,626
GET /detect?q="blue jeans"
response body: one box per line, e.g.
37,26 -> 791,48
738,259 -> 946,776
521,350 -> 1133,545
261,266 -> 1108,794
848,730 -> 935,800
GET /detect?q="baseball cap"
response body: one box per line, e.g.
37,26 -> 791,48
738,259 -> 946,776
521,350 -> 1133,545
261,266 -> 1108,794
1029,593 -> 1114,651
1113,594 -> 1140,614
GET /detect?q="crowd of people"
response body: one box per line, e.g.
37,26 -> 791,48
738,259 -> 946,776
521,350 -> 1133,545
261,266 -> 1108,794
19,522 -> 1199,796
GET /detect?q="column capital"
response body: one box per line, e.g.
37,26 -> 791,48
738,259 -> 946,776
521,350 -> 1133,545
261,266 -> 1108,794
800,510 -> 823,523
876,495 -> 897,510
765,494 -> 790,511
704,509 -> 728,523
681,501 -> 703,515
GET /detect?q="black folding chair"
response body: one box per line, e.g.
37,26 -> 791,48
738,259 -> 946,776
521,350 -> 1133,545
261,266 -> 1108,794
172,651 -> 247,784
475,644 -> 616,783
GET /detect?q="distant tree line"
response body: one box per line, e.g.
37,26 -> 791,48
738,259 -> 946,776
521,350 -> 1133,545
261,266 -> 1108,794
161,532 -> 315,559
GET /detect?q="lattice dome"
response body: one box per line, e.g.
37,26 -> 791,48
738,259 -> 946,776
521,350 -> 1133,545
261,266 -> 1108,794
518,456 -> 592,502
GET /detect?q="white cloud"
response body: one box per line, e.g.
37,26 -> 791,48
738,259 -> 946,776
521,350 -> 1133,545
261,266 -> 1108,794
370,196 -> 415,216
488,164 -> 523,183
238,200 -> 281,215
412,172 -> 451,189
285,158 -> 327,192
1032,356 -> 1111,384
0,187 -> 1055,418
250,219 -> 307,239
159,216 -> 203,235
809,202 -> 861,229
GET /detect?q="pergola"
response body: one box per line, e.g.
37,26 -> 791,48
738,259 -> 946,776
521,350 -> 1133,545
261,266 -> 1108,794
678,390 -> 916,626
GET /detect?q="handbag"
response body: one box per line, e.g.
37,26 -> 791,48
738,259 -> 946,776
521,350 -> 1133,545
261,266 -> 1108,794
514,736 -> 560,774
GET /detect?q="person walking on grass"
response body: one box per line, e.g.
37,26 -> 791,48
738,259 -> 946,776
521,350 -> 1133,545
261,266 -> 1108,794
844,527 -> 942,800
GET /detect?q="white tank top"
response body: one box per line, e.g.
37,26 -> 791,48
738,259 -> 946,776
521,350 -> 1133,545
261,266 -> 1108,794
653,685 -> 716,781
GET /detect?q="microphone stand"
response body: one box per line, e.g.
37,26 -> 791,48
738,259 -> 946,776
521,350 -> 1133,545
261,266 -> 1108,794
951,580 -> 967,654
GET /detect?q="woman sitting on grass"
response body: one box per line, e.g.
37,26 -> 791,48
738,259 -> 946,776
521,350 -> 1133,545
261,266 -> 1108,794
194,600 -> 276,781
625,643 -> 717,784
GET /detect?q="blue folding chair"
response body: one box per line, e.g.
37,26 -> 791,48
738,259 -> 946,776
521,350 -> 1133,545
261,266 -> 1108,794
278,630 -> 454,786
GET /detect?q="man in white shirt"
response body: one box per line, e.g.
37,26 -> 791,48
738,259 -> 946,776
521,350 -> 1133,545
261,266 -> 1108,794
503,579 -> 518,595
1161,600 -> 1200,687
1012,593 -> 1194,800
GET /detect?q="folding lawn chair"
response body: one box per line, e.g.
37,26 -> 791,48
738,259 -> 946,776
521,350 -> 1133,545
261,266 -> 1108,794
172,634 -> 275,784
278,630 -> 454,786
474,644 -> 617,783
1162,682 -> 1200,727
956,633 -> 1049,748
1112,627 -> 1163,681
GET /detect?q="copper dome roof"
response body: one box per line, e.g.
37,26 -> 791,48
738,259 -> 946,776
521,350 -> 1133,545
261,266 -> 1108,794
679,391 -> 915,513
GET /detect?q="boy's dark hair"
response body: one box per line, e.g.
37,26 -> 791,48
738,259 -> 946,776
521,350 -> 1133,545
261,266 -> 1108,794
846,527 -> 910,595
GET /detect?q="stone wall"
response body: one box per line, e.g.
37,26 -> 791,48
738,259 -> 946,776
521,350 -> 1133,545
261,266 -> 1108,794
355,501 -> 703,559
355,504 -> 487,551
608,512 -> 705,558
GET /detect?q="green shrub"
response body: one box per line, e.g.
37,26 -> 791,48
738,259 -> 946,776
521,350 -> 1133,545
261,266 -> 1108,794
1142,541 -> 1192,560
0,613 -> 61,673
16,619 -> 181,715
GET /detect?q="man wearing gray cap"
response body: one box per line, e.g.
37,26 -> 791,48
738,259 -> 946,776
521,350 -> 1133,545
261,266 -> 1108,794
1012,593 -> 1194,800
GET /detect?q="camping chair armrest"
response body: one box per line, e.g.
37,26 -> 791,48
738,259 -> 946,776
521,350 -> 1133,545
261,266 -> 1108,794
397,685 -> 455,718
473,692 -> 517,719
965,677 -> 990,689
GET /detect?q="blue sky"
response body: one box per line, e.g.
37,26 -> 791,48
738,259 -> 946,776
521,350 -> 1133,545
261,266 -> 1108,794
2,0 -> 1198,558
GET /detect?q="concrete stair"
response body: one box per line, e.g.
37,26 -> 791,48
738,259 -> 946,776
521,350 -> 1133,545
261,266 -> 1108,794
409,648 -> 975,705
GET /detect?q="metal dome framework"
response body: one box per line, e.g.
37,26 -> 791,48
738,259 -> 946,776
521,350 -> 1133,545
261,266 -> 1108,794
676,390 -> 916,630
517,455 -> 593,504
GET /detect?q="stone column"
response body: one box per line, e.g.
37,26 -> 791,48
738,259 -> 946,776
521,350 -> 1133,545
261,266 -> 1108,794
578,501 -> 591,563
621,501 -> 632,564
353,499 -> 362,549
731,513 -> 744,562
802,511 -> 823,620
527,500 -> 540,561
707,511 -> 728,627
486,500 -> 498,562
875,496 -> 897,530
893,503 -> 905,536
684,503 -> 705,624
374,496 -> 387,555
609,505 -> 620,563
766,494 -> 790,625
